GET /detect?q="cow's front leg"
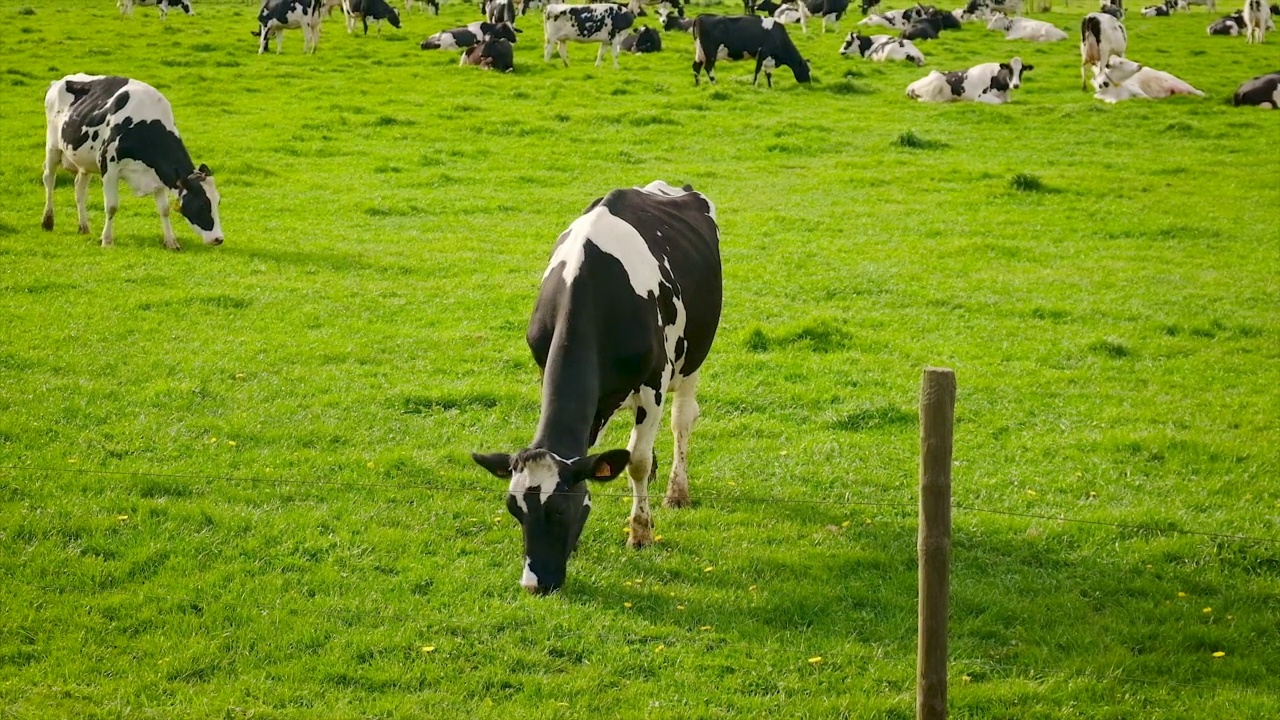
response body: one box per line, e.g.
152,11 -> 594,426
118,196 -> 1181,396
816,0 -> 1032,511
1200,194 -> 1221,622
558,41 -> 570,67
74,172 -> 91,234
595,42 -> 606,67
100,170 -> 120,247
665,370 -> 700,509
626,386 -> 663,548
41,147 -> 59,231
154,188 -> 180,250
611,39 -> 622,69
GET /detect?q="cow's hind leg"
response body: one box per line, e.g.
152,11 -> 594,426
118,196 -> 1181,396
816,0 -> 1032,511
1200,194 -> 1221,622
558,41 -> 570,67
41,147 -> 60,231
626,386 -> 663,548
100,169 -> 120,247
74,172 -> 91,234
154,188 -> 180,250
664,370 -> 700,509
596,42 -> 606,67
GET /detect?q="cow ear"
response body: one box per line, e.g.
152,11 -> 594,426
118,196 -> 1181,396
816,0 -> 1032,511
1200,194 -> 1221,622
198,163 -> 213,177
472,452 -> 514,479
515,26 -> 523,32
682,183 -> 694,192
1023,64 -> 1035,72
575,449 -> 630,482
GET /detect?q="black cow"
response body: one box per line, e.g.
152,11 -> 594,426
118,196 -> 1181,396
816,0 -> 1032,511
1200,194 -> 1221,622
744,0 -> 784,13
342,0 -> 401,35
472,181 -> 722,595
621,25 -> 664,51
803,0 -> 851,31
901,19 -> 939,39
692,15 -> 812,87
421,20 -> 520,50
462,37 -> 516,71
1207,11 -> 1246,34
1233,71 -> 1280,107
487,0 -> 517,24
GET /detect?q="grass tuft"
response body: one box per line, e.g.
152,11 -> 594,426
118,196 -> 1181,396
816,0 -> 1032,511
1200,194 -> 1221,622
895,130 -> 945,150
17,7 -> 34,15
831,405 -> 916,432
1087,337 -> 1132,358
1010,172 -> 1048,192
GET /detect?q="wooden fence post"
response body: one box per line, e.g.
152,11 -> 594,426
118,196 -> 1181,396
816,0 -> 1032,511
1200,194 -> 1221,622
918,367 -> 955,720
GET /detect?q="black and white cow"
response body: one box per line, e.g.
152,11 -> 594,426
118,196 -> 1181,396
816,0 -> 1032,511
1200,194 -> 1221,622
745,0 -> 784,13
840,32 -> 926,64
660,8 -> 694,31
118,0 -> 193,20
1141,3 -> 1171,14
462,37 -> 516,70
1232,70 -> 1280,106
487,0 -> 518,24
1207,10 -> 1246,34
620,25 -> 664,52
42,74 -> 223,250
1244,0 -> 1272,43
257,0 -> 324,54
1080,12 -> 1127,90
901,19 -> 940,39
405,0 -> 441,13
858,9 -> 912,28
906,56 -> 1031,103
342,0 -> 401,35
472,181 -> 721,595
420,21 -> 520,50
861,0 -> 882,14
542,4 -> 636,69
803,0 -> 852,31
1099,0 -> 1124,18
958,0 -> 1021,20
692,15 -> 812,87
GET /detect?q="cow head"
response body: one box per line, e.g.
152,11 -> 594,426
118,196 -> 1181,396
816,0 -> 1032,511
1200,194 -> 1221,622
473,448 -> 630,594
1095,57 -> 1140,89
387,7 -> 403,28
174,0 -> 194,15
176,164 -> 224,246
634,26 -> 662,52
492,22 -> 522,43
1002,56 -> 1031,89
839,31 -> 873,56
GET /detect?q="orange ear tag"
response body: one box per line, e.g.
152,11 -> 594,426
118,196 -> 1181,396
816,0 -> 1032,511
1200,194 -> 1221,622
594,464 -> 613,478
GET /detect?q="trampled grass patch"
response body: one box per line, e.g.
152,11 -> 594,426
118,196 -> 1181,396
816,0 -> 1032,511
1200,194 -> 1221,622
1,1 -> 1278,718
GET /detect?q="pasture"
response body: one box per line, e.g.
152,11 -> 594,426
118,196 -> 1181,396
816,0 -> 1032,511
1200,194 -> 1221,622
1,0 -> 1279,717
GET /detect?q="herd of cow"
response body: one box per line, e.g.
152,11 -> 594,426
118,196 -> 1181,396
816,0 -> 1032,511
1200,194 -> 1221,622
35,0 -> 1278,592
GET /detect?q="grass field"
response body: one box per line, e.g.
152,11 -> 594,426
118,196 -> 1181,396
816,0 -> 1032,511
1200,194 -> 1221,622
2,0 -> 1279,717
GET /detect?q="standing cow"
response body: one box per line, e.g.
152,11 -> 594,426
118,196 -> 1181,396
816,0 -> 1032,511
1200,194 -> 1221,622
542,4 -> 636,68
472,181 -> 722,595
118,0 -> 194,19
1243,0 -> 1272,43
692,16 -> 812,87
1080,12 -> 1127,90
258,0 -> 324,54
343,0 -> 401,34
42,74 -> 224,249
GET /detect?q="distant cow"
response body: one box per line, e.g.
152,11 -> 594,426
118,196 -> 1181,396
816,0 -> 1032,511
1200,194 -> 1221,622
803,0 -> 853,32
959,0 -> 1023,20
744,0 -> 783,13
1244,0 -> 1272,43
1080,12 -> 1127,90
543,4 -> 636,68
621,25 -> 663,51
462,37 -> 516,70
987,13 -> 1067,40
774,2 -> 812,34
118,0 -> 193,19
901,19 -> 940,39
858,10 -> 911,29
420,21 -> 520,50
660,8 -> 693,31
692,15 -> 812,87
841,32 -> 925,63
405,0 -> 441,13
1093,57 -> 1203,102
257,0 -> 323,54
1232,70 -> 1280,106
1207,11 -> 1246,33
343,0 -> 401,34
1181,0 -> 1217,10
471,181 -> 721,595
42,74 -> 223,249
907,56 -> 1032,103
861,0 -> 882,14
487,0 -> 518,24
1141,4 -> 1171,15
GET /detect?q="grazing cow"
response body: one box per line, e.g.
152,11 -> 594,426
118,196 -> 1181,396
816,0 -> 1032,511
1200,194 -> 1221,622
1232,70 -> 1280,106
543,4 -> 636,68
421,21 -> 520,50
660,8 -> 694,31
118,0 -> 193,19
803,0 -> 853,32
840,32 -> 927,64
462,37 -> 516,70
859,10 -> 911,28
692,15 -> 812,87
901,19 -> 940,39
257,0 -> 324,54
620,25 -> 664,51
906,56 -> 1031,103
1207,10 -> 1246,33
1092,57 -> 1203,102
343,0 -> 401,34
1080,12 -> 1127,90
471,181 -> 721,595
1141,3 -> 1171,13
487,0 -> 518,24
987,13 -> 1068,40
405,0 -> 441,13
42,74 -> 223,250
1244,0 -> 1272,42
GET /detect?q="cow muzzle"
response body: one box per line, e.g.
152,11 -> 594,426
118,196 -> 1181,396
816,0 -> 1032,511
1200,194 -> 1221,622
205,236 -> 224,246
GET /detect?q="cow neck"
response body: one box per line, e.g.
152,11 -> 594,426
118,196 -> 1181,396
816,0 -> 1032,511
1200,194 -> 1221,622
530,326 -> 601,460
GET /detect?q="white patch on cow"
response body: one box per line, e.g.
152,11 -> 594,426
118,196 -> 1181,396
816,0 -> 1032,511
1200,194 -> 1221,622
521,557 -> 540,590
507,453 -> 561,514
545,208 -> 664,298
761,17 -> 776,29
639,180 -> 716,221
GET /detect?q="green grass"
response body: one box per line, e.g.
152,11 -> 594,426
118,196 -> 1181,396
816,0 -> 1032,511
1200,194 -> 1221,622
2,1 -> 1279,717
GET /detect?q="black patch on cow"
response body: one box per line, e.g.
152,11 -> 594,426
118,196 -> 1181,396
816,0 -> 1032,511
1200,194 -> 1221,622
59,76 -> 130,150
635,407 -> 648,426
1233,71 -> 1280,107
481,37 -> 515,71
674,336 -> 687,364
943,70 -> 968,96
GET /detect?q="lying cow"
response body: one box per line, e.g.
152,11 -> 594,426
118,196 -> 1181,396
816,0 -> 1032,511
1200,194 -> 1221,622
118,0 -> 193,19
660,8 -> 693,31
987,13 -> 1067,40
901,19 -> 940,39
543,4 -> 636,68
620,25 -> 663,52
774,2 -> 812,35
692,15 -> 812,87
343,0 -> 401,35
462,38 -> 516,71
1207,11 -> 1245,34
420,21 -> 520,51
257,0 -> 324,54
859,10 -> 912,29
840,32 -> 926,64
1232,70 -> 1280,107
1141,4 -> 1171,15
958,0 -> 1022,20
1080,12 -> 1127,90
471,181 -> 721,595
745,0 -> 784,13
803,0 -> 853,32
1093,57 -> 1203,102
906,56 -> 1031,104
42,74 -> 223,249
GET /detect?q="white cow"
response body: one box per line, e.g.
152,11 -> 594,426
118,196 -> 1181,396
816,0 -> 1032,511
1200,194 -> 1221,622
1080,12 -> 1127,90
543,4 -> 635,68
987,13 -> 1068,40
907,57 -> 1032,104
839,32 -> 926,65
1093,57 -> 1204,102
774,2 -> 812,34
1243,0 -> 1272,42
42,74 -> 223,249
858,10 -> 911,28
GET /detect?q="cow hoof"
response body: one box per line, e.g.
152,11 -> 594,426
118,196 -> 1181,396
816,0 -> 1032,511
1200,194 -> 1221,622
100,239 -> 114,247
41,213 -> 53,231
627,522 -> 654,548
78,224 -> 89,235
663,492 -> 691,510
